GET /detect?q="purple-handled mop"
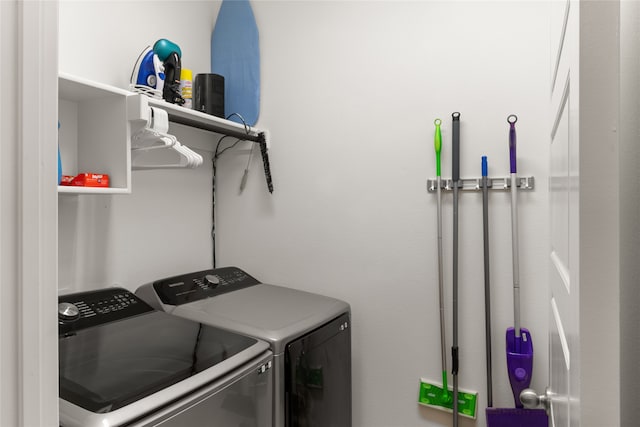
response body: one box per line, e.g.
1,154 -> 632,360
505,114 -> 534,406
486,115 -> 548,427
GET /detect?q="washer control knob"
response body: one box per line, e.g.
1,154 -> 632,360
58,302 -> 80,322
204,274 -> 220,287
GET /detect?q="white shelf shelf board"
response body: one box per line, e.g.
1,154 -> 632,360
57,186 -> 131,195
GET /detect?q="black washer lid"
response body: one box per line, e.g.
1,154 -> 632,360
59,289 -> 259,413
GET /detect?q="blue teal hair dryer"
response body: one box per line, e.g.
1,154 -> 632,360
153,39 -> 184,105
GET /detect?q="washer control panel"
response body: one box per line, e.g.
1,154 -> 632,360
58,288 -> 153,335
153,266 -> 260,306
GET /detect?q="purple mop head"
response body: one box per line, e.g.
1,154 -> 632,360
506,327 -> 534,407
486,408 -> 548,427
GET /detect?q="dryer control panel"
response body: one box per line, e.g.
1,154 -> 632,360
153,266 -> 260,306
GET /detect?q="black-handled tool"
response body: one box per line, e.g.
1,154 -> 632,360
258,133 -> 273,193
451,111 -> 461,427
482,155 -> 493,408
452,112 -> 460,182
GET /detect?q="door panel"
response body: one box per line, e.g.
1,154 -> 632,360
550,0 -> 569,92
550,91 -> 569,278
549,299 -> 569,424
549,2 -> 574,427
548,2 -> 620,427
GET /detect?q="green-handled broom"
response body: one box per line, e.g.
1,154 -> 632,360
418,117 -> 478,420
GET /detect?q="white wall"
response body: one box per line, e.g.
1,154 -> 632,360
58,0 -> 221,290
619,2 -> 640,425
1,2 -> 21,425
59,2 -> 550,426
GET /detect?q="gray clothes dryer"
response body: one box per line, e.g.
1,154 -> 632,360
136,266 -> 352,427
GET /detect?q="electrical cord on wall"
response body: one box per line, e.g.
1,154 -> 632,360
240,145 -> 255,194
211,113 -> 251,268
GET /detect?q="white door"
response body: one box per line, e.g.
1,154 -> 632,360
0,1 -> 59,426
548,1 -> 578,424
547,1 -> 619,426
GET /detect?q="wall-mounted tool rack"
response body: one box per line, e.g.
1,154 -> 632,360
427,176 -> 535,193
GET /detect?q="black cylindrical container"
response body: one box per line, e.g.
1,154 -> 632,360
193,73 -> 225,118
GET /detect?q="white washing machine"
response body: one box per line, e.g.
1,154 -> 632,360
136,266 -> 351,427
58,287 -> 273,427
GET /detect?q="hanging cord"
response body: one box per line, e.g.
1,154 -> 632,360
240,145 -> 255,194
210,113 -> 251,268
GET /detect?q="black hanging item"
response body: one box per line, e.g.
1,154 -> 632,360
162,51 -> 185,105
259,133 -> 273,194
152,39 -> 185,105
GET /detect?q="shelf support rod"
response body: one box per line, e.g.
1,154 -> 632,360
166,113 -> 263,143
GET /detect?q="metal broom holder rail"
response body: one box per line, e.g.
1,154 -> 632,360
426,176 -> 535,193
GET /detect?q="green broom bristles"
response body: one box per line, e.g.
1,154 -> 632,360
418,376 -> 478,419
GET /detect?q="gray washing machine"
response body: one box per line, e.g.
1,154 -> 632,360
136,266 -> 351,427
58,287 -> 272,427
